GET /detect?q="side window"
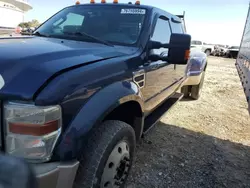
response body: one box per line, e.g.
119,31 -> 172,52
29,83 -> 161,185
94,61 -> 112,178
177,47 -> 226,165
171,22 -> 183,34
152,17 -> 171,43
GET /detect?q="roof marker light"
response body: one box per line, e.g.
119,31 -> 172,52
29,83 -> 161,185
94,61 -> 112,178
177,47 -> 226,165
113,0 -> 118,3
90,0 -> 95,3
75,1 -> 80,5
101,0 -> 106,3
135,0 -> 140,5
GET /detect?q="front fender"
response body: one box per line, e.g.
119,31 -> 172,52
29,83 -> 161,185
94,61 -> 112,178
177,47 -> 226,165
187,51 -> 207,76
183,51 -> 207,86
55,81 -> 144,160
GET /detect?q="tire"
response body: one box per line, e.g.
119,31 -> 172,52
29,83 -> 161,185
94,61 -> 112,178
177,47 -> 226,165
226,52 -> 232,58
191,72 -> 205,100
205,49 -> 211,56
181,86 -> 190,97
74,120 -> 136,188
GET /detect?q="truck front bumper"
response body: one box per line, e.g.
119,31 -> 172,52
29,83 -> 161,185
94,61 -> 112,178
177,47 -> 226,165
32,161 -> 79,188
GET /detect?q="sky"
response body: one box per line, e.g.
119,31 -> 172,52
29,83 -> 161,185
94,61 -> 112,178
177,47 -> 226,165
24,0 -> 249,46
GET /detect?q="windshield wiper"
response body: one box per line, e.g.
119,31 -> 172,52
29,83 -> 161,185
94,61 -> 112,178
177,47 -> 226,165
32,31 -> 50,38
64,31 -> 113,47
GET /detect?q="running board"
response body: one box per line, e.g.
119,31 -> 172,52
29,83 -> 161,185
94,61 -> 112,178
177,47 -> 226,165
143,92 -> 183,134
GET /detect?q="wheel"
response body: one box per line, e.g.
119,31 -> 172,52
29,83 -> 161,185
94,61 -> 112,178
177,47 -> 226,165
74,120 -> 136,188
205,49 -> 211,56
191,72 -> 205,100
226,52 -> 232,58
181,86 -> 190,97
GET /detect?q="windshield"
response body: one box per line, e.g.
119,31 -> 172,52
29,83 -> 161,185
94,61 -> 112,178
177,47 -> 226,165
35,5 -> 146,45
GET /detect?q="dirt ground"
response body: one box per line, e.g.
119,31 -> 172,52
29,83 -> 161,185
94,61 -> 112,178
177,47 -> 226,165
127,57 -> 250,188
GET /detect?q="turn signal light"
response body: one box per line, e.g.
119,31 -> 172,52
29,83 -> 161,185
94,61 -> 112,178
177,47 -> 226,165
9,120 -> 60,136
135,0 -> 140,5
75,1 -> 80,5
185,50 -> 190,60
113,0 -> 118,3
90,0 -> 95,3
4,102 -> 62,163
101,0 -> 106,3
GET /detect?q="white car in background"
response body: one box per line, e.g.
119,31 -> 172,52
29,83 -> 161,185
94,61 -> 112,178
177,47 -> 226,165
191,40 -> 215,56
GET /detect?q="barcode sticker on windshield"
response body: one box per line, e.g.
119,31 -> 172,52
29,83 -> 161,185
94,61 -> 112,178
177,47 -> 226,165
121,9 -> 146,15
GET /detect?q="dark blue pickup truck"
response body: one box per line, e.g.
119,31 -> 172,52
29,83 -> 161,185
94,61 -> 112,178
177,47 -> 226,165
0,1 -> 207,188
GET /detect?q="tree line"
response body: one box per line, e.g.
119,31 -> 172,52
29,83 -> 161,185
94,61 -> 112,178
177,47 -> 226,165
18,19 -> 40,28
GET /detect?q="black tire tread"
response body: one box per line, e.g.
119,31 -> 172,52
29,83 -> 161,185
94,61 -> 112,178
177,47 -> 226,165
74,120 -> 135,188
191,72 -> 205,100
191,85 -> 200,100
181,86 -> 190,98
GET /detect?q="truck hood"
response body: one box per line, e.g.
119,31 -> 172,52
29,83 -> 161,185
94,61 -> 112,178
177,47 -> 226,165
0,37 -> 129,100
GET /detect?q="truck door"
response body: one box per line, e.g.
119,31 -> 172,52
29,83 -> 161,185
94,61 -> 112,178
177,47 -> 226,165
141,16 -> 176,114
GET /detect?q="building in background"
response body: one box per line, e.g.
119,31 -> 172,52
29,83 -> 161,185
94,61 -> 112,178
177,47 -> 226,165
0,0 -> 32,35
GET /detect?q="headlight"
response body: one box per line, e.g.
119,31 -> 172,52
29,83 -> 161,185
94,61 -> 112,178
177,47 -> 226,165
4,102 -> 62,163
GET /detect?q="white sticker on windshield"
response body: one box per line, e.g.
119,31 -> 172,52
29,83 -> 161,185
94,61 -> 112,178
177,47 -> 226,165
121,9 -> 146,15
0,75 -> 5,90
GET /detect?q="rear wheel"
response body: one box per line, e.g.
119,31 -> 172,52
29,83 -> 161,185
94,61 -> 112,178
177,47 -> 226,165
190,72 -> 205,100
74,120 -> 136,188
226,52 -> 232,58
181,86 -> 190,97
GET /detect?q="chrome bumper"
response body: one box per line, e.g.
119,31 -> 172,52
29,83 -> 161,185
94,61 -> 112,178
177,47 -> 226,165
32,161 -> 79,188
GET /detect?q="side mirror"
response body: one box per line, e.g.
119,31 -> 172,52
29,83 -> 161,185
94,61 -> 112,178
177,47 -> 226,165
149,33 -> 191,64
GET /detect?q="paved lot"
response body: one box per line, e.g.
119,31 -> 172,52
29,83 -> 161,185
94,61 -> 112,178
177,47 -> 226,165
127,57 -> 250,188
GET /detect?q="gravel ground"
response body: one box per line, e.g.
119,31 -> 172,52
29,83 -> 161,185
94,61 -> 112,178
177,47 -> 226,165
127,57 -> 250,188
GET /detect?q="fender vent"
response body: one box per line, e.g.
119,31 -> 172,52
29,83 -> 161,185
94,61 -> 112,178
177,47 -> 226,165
134,74 -> 145,82
133,70 -> 145,88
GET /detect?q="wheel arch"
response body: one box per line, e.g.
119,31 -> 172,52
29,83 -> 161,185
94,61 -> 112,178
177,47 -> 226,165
55,81 -> 144,160
103,100 -> 144,141
189,51 -> 207,73
183,52 -> 207,86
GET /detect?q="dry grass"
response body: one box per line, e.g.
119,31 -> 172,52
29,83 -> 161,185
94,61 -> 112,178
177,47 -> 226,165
164,57 -> 250,146
127,57 -> 250,188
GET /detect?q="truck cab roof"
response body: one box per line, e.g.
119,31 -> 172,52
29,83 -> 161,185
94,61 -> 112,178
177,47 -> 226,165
67,3 -> 182,23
